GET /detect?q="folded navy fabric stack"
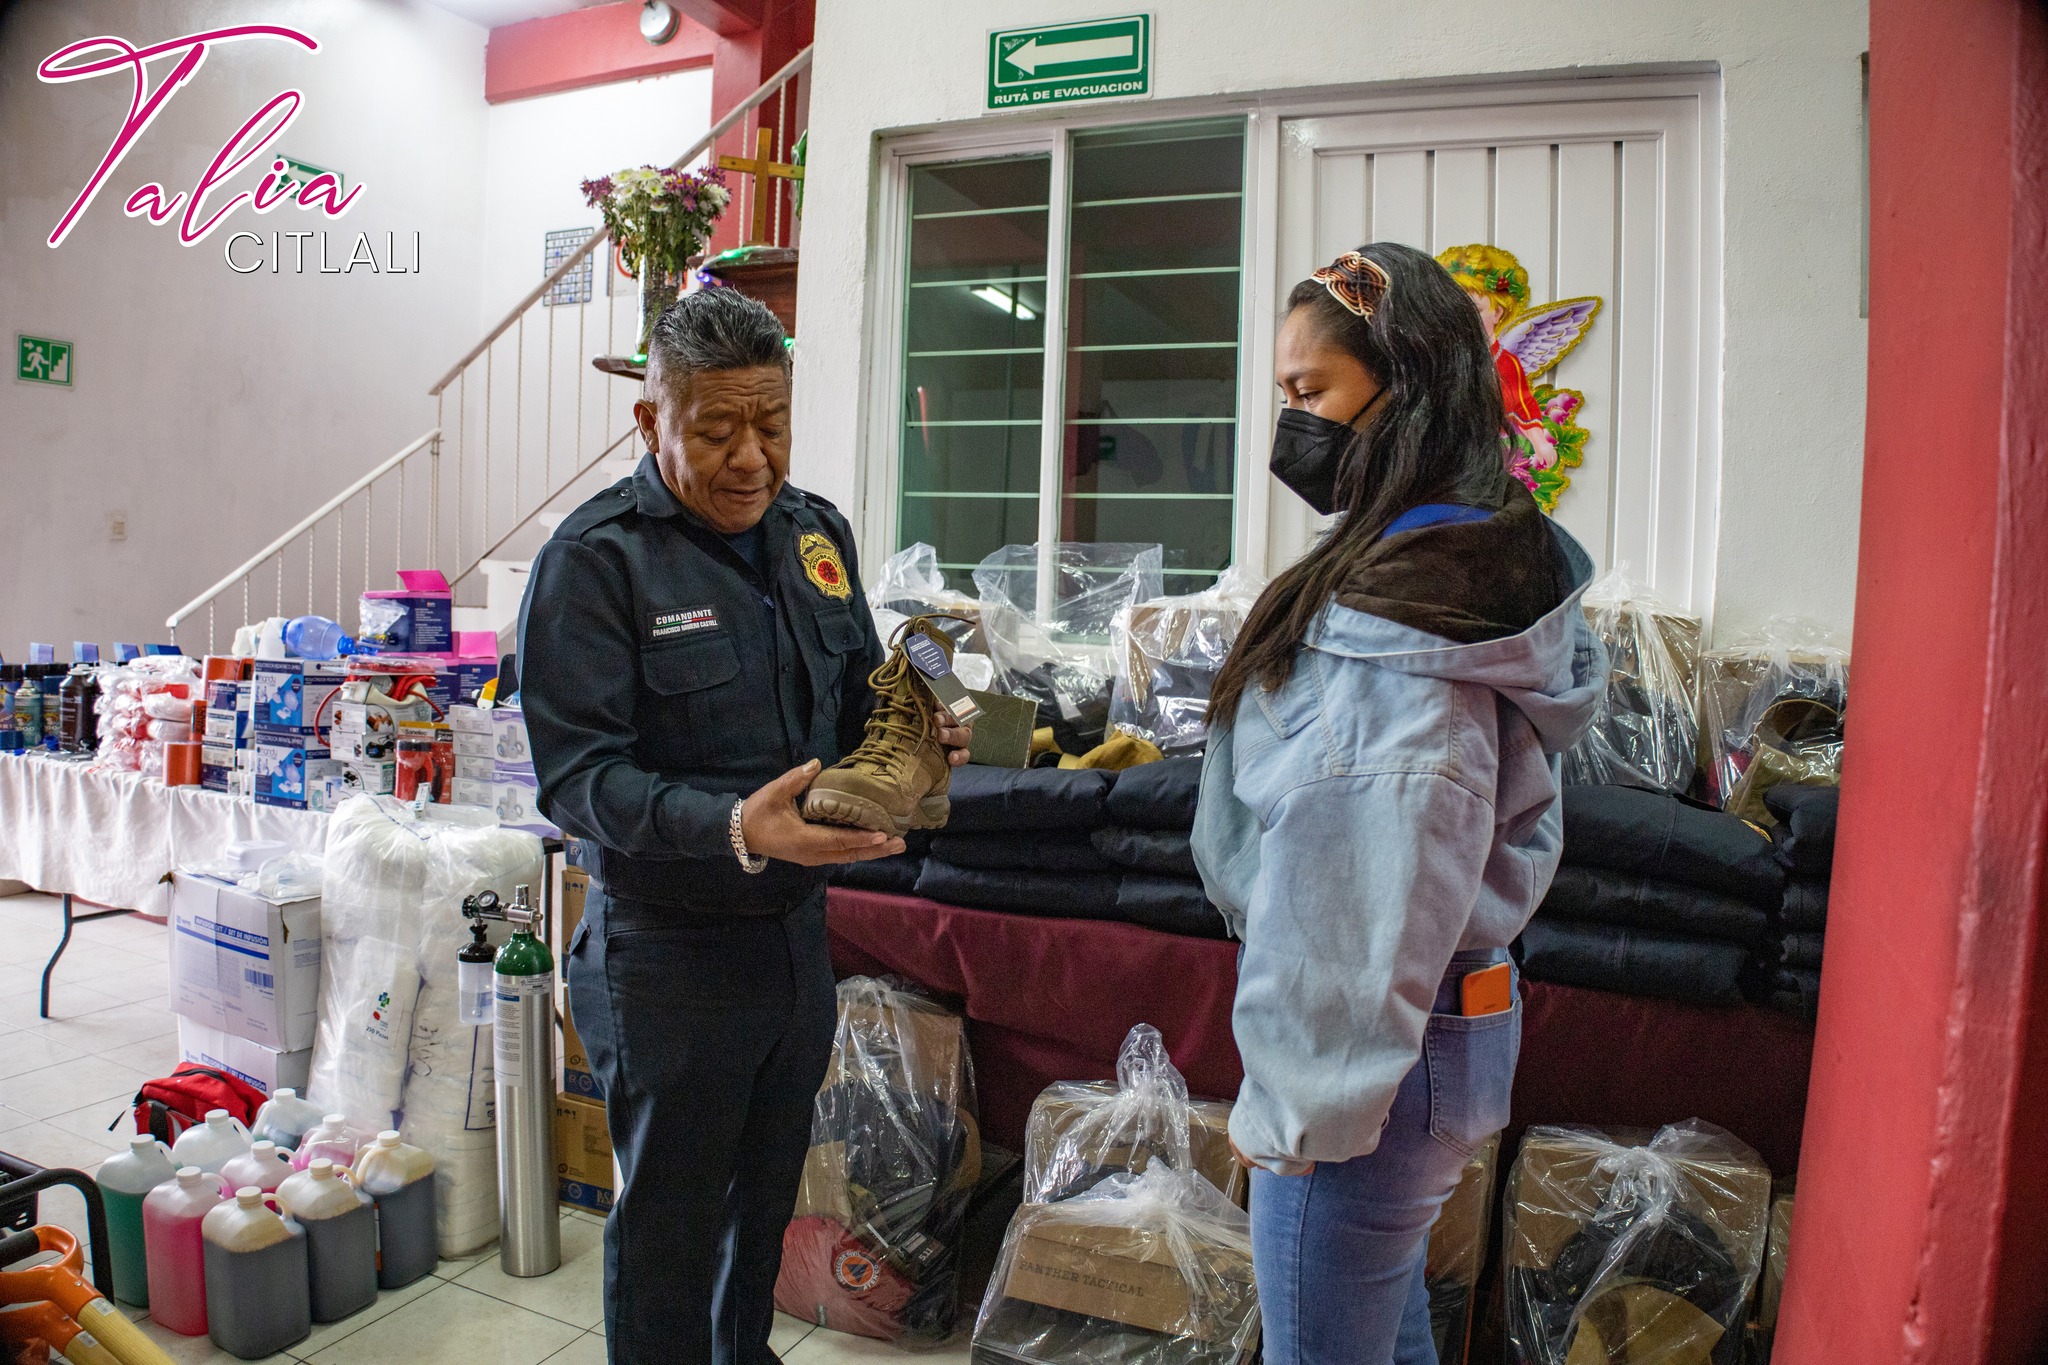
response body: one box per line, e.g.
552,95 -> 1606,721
1754,783 -> 1838,1024
828,759 -> 1230,940
1517,785 -> 1786,1007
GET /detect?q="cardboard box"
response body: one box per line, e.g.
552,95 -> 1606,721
252,733 -> 341,810
451,777 -> 494,808
1425,1134 -> 1499,1365
451,755 -> 494,784
557,869 -> 598,1097
250,659 -> 349,733
169,872 -> 322,1051
1001,1211 -> 1258,1341
359,569 -> 455,657
200,742 -> 235,793
176,1016 -> 311,1093
448,704 -> 492,736
432,661 -> 498,709
491,706 -> 533,768
494,776 -> 558,837
1026,1084 -> 1245,1207
555,1093 -> 614,1213
452,730 -> 495,760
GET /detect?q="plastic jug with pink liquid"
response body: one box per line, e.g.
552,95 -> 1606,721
171,1109 -> 252,1174
142,1166 -> 228,1335
219,1140 -> 292,1194
290,1114 -> 364,1171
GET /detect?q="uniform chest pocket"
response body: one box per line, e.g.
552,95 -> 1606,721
813,606 -> 865,656
640,634 -> 754,763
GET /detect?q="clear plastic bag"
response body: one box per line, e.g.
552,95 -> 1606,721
776,976 -> 980,1344
870,542 -> 981,652
1023,1023 -> 1242,1207
1425,1134 -> 1500,1365
975,543 -> 1163,752
310,794 -> 542,1256
973,1162 -> 1261,1365
1563,568 -> 1701,795
1504,1120 -> 1772,1365
93,656 -> 199,774
1108,567 -> 1266,756
1695,619 -> 1849,819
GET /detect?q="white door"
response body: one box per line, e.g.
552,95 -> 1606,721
1251,79 -> 1722,617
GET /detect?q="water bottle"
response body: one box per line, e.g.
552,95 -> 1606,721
142,1167 -> 228,1335
171,1109 -> 252,1174
282,615 -> 356,660
203,1188 -> 311,1360
355,1131 -> 440,1290
277,1159 -> 378,1322
251,1088 -> 325,1152
291,1114 -> 365,1171
219,1141 -> 292,1194
95,1135 -> 177,1306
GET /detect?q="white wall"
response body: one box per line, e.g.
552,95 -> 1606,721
477,68 -> 714,335
793,0 -> 1870,643
0,0 -> 489,651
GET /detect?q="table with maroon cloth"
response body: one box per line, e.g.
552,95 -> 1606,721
826,888 -> 1816,1175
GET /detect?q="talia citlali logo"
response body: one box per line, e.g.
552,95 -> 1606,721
36,21 -> 419,275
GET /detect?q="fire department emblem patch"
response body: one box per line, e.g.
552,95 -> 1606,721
799,531 -> 852,600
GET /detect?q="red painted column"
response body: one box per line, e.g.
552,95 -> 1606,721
1775,2 -> 2048,1361
705,0 -> 813,255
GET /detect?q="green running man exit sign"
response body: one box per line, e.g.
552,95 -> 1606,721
16,335 -> 73,387
988,15 -> 1150,110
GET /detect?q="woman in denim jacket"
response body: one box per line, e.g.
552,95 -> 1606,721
1193,242 -> 1607,1365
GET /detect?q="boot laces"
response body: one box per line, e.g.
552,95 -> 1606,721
842,615 -> 966,776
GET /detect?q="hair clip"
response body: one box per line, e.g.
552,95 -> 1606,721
1313,251 -> 1392,319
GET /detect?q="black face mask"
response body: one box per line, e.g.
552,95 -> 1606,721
1268,392 -> 1383,516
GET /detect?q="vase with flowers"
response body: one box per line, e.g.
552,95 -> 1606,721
581,164 -> 731,356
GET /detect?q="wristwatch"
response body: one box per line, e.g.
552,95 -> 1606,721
729,798 -> 768,874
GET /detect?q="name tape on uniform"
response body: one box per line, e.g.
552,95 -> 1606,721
649,607 -> 719,641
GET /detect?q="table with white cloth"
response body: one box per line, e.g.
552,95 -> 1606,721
0,752 -> 328,1016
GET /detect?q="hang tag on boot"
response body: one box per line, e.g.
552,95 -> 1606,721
902,634 -> 981,725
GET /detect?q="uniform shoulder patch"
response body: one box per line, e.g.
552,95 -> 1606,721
798,531 -> 853,600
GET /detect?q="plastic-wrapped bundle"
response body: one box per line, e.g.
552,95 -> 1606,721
975,543 -> 1163,753
309,795 -> 541,1256
1425,1135 -> 1500,1365
869,542 -> 981,645
1108,567 -> 1264,756
93,656 -> 199,774
972,1164 -> 1260,1365
1695,620 -> 1849,820
1023,1024 -> 1242,1207
776,977 -> 980,1344
1563,569 -> 1701,795
1504,1120 -> 1771,1365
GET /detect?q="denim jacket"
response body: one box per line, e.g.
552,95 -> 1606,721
1192,521 -> 1605,1173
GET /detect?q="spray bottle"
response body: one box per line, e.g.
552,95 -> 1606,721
0,664 -> 22,752
462,884 -> 560,1277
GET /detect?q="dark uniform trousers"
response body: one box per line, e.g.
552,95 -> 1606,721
567,887 -> 835,1365
517,457 -> 887,1365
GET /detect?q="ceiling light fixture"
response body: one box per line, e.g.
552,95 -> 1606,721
640,0 -> 680,45
971,285 -> 1037,321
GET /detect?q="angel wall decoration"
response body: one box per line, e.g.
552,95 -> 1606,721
1436,244 -> 1602,514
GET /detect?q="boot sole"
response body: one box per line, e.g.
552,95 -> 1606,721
802,790 -> 950,836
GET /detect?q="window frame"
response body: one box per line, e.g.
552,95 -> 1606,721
861,106 -> 1267,601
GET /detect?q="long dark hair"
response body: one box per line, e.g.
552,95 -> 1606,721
1209,241 -> 1511,724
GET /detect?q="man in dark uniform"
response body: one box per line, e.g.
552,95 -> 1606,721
517,289 -> 969,1364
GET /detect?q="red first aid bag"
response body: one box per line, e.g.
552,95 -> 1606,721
126,1064 -> 267,1145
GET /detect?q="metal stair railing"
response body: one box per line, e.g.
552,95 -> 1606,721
163,46 -> 812,653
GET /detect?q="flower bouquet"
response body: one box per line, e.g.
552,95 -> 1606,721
581,164 -> 731,354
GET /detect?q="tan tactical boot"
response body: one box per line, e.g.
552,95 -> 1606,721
802,617 -> 956,834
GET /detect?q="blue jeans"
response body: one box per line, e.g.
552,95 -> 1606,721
1251,952 -> 1520,1365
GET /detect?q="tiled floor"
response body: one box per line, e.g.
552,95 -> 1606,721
0,892 -> 974,1363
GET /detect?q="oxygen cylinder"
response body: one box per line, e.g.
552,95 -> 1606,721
468,884 -> 560,1278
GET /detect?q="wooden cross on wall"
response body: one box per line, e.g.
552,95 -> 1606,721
716,126 -> 804,247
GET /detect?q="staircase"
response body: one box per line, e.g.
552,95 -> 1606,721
165,49 -> 813,656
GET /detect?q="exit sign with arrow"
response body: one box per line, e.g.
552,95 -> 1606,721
988,15 -> 1151,110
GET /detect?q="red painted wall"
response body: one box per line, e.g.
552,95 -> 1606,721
485,1 -> 716,104
703,0 -> 813,255
1776,1 -> 2048,1360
